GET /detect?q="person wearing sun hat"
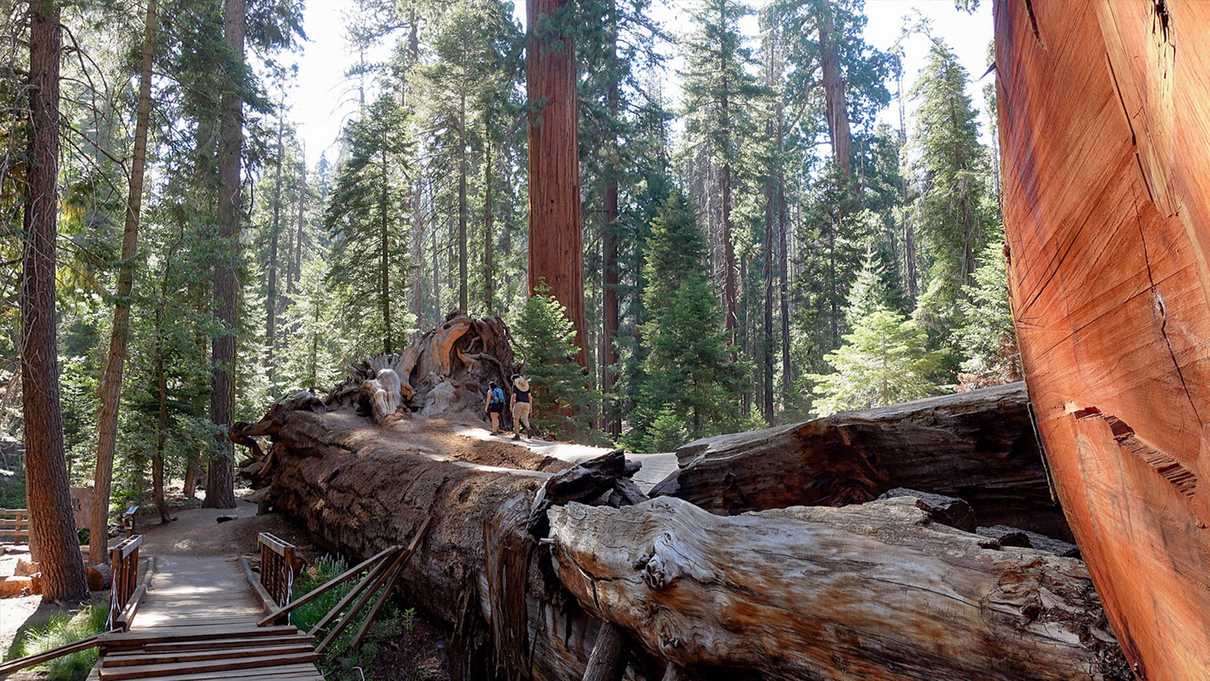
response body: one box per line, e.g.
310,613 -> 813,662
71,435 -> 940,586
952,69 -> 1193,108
511,374 -> 532,440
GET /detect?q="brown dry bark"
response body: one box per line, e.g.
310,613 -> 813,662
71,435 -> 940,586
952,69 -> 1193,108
526,0 -> 587,364
206,0 -> 244,509
22,0 -> 89,601
652,382 -> 1069,539
90,0 -> 159,564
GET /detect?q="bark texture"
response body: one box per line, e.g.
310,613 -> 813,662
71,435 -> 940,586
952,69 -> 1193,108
526,0 -> 587,364
22,0 -> 89,601
90,0 -> 159,564
995,1 -> 1210,677
547,496 -> 1126,681
206,0 -> 244,509
651,382 -> 1069,539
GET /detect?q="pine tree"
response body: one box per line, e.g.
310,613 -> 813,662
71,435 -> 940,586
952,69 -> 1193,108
628,190 -> 742,449
511,283 -> 600,441
810,256 -> 940,416
681,0 -> 762,344
957,236 -> 1021,387
908,39 -> 993,347
324,94 -> 415,356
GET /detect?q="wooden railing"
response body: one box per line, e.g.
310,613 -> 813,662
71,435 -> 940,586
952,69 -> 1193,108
0,508 -> 30,544
257,532 -> 298,608
108,534 -> 144,631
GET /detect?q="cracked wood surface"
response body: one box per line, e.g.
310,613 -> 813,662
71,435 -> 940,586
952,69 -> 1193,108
996,1 -> 1210,677
650,382 -> 1070,538
547,496 -> 1127,681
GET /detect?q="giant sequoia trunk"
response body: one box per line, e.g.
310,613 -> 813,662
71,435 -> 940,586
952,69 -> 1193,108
526,0 -> 587,364
242,401 -> 1124,681
236,319 -> 1126,680
996,2 -> 1210,677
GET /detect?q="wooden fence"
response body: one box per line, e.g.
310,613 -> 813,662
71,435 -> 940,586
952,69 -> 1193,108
108,534 -> 146,631
0,508 -> 30,544
254,532 -> 298,610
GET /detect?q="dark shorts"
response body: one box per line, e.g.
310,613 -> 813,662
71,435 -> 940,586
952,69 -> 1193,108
489,403 -> 504,414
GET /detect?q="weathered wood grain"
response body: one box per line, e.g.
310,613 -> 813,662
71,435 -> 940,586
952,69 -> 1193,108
548,496 -> 1127,681
995,1 -> 1210,677
652,382 -> 1069,538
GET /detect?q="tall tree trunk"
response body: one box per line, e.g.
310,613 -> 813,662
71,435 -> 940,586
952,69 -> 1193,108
719,43 -> 738,346
602,13 -> 620,437
482,131 -> 494,312
152,301 -> 171,523
458,92 -> 468,313
778,173 -> 791,409
380,146 -> 393,353
289,145 -> 306,294
89,0 -> 158,565
206,0 -> 245,509
761,171 -> 774,422
265,108 -> 284,389
526,0 -> 587,365
818,1 -> 852,177
22,0 -> 88,600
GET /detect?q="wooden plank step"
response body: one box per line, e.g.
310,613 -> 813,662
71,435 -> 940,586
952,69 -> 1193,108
103,644 -> 314,667
98,652 -> 319,680
99,625 -> 298,649
119,663 -> 321,681
122,635 -> 314,654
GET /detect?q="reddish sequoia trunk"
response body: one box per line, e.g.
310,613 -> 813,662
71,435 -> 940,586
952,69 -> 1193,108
602,39 -> 620,436
995,1 -> 1210,677
526,0 -> 587,365
207,0 -> 244,509
22,0 -> 89,601
818,1 -> 852,177
90,0 -> 158,564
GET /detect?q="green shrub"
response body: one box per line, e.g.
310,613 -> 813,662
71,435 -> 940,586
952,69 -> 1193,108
6,604 -> 108,681
291,556 -> 410,681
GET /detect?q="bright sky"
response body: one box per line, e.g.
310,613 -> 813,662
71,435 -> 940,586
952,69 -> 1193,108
285,0 -> 995,170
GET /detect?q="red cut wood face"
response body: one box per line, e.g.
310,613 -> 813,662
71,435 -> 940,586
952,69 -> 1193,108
995,1 -> 1210,678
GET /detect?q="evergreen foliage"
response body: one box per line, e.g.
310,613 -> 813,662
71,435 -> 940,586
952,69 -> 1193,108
957,236 -> 1021,387
626,191 -> 743,450
810,256 -> 941,415
511,283 -> 601,442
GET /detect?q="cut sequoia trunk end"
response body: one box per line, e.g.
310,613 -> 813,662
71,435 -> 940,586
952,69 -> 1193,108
651,382 -> 1069,540
996,2 -> 1210,676
547,496 -> 1128,681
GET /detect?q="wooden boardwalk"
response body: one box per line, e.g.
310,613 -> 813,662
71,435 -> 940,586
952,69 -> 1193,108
92,555 -> 323,680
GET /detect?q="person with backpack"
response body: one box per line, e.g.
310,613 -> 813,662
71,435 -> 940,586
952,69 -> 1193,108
484,381 -> 506,434
511,374 -> 532,440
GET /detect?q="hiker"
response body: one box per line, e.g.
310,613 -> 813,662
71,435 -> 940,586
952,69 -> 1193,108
511,374 -> 532,440
484,381 -> 506,434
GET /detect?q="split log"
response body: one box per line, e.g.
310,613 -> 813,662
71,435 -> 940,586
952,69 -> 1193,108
995,2 -> 1210,676
547,496 -> 1128,681
652,382 -> 1069,539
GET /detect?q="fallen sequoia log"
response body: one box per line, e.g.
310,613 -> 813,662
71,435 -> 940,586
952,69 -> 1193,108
547,495 -> 1127,680
651,382 -> 1071,540
241,389 -> 1126,679
996,2 -> 1210,677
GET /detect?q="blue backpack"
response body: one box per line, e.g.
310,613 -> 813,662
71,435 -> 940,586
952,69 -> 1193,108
491,386 -> 506,406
